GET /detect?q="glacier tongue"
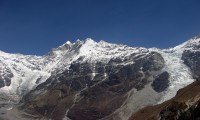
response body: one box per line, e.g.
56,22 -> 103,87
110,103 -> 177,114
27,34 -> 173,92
150,48 -> 195,103
155,36 -> 200,103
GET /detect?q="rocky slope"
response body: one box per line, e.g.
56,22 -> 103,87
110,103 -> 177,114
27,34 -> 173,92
0,36 -> 199,120
129,80 -> 200,120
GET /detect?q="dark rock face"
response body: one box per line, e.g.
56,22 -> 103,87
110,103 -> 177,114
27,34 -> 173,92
0,78 -> 5,88
178,102 -> 200,120
160,101 -> 200,120
0,61 -> 13,88
151,71 -> 170,93
142,52 -> 164,72
21,51 -> 165,120
182,50 -> 200,78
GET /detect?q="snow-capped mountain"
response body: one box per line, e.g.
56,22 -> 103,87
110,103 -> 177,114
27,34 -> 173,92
0,36 -> 200,120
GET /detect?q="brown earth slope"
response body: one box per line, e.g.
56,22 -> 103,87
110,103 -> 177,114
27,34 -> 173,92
129,80 -> 200,120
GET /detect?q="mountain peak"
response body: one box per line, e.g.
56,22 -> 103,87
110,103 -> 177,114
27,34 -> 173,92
98,40 -> 109,44
66,41 -> 72,45
83,38 -> 97,44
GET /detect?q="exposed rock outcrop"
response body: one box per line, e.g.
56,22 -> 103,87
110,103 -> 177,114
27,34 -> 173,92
151,71 -> 169,93
0,60 -> 13,88
182,50 -> 200,78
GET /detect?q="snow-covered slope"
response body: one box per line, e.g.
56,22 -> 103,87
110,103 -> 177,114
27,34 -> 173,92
173,35 -> 200,51
0,51 -> 50,119
0,51 -> 49,93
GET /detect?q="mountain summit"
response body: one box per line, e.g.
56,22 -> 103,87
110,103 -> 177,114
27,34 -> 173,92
0,37 -> 200,120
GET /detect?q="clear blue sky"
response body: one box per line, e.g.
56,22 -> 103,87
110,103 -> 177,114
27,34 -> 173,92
0,0 -> 200,55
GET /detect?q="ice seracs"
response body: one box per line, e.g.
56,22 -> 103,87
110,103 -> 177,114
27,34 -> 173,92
151,48 -> 195,103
